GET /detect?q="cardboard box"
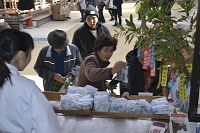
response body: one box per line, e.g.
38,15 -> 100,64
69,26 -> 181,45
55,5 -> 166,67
51,4 -> 65,20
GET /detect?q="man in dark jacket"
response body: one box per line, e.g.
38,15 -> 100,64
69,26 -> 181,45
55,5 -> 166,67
34,30 -> 82,91
121,49 -> 145,97
121,49 -> 162,97
72,5 -> 110,58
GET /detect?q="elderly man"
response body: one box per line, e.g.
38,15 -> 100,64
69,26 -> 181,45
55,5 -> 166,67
72,5 -> 110,58
34,30 -> 82,91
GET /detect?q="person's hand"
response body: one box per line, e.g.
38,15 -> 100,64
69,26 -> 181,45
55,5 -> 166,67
111,61 -> 127,74
121,92 -> 130,99
54,73 -> 65,84
65,74 -> 72,82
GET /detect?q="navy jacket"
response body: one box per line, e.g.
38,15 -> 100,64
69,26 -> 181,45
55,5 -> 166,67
34,44 -> 82,91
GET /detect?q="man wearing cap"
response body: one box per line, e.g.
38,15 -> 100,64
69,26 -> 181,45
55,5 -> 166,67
34,30 -> 82,91
72,4 -> 110,58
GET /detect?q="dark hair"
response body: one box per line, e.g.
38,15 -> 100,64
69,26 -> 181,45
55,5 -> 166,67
94,35 -> 118,52
47,30 -> 68,49
126,49 -> 138,63
0,29 -> 34,88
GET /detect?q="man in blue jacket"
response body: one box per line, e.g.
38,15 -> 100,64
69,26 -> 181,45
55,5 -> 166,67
34,30 -> 82,91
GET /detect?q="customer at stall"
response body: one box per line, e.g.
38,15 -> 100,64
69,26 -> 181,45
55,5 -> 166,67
72,4 -> 110,58
34,30 -> 82,91
76,35 -> 127,91
121,49 -> 145,98
121,48 -> 163,98
0,29 -> 60,133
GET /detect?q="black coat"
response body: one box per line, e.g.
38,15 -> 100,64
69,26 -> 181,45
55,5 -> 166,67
72,22 -> 110,58
113,0 -> 123,16
113,0 -> 123,6
127,59 -> 145,95
120,49 -> 145,95
120,49 -> 162,96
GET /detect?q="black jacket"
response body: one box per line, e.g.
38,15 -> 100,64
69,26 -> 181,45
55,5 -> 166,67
113,0 -> 123,7
18,0 -> 34,10
72,22 -> 110,58
120,49 -> 145,95
121,49 -> 162,96
127,49 -> 145,95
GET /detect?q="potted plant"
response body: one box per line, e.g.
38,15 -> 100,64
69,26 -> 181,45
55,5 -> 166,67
115,0 -> 197,112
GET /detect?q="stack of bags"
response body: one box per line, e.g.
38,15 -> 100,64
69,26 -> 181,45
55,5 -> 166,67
60,85 -> 97,111
151,97 -> 169,114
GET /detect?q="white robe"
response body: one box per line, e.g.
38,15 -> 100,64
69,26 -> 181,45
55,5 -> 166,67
0,64 -> 60,133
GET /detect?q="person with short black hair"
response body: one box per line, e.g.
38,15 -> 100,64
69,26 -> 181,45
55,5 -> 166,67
0,29 -> 60,132
76,35 -> 126,91
34,29 -> 82,91
72,4 -> 110,59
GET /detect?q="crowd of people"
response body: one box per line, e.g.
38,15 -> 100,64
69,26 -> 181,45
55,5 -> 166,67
0,4 -> 127,131
0,2 -> 174,132
76,0 -> 123,26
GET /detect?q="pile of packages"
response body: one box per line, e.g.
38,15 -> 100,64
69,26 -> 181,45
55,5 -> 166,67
49,85 -> 170,115
94,95 -> 169,115
60,85 -> 97,111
